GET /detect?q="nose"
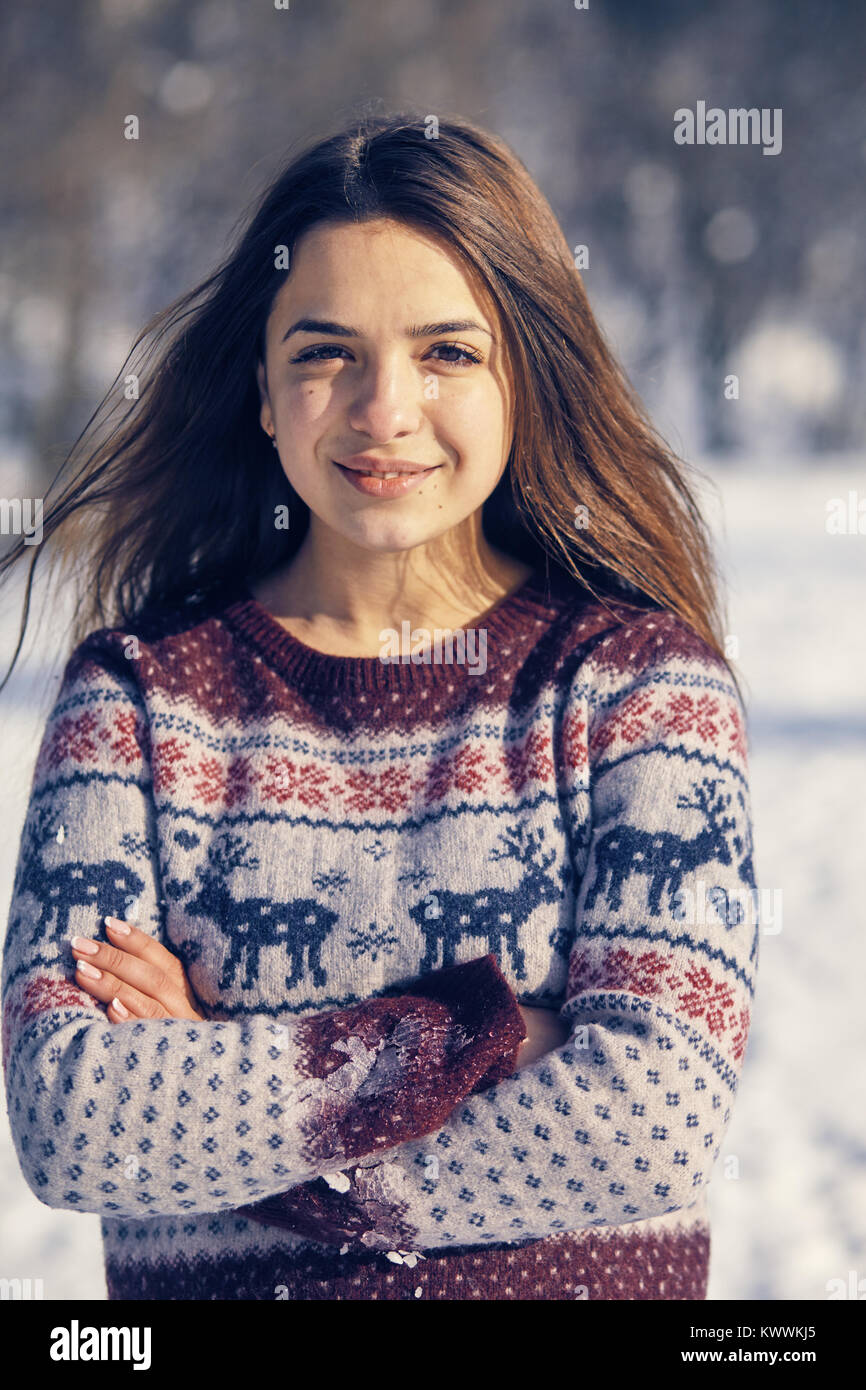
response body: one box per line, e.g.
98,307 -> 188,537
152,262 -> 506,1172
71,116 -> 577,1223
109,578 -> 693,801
344,352 -> 425,441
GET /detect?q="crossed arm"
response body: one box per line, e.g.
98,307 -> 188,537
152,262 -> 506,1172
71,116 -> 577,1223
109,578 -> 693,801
69,916 -> 569,1066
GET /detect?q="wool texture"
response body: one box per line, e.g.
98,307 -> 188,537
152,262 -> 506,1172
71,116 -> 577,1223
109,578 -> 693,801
1,564 -> 758,1300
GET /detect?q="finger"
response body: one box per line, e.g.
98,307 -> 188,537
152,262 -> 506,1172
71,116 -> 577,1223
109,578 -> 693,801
72,957 -> 170,1019
97,921 -> 203,1017
102,917 -> 187,982
71,934 -> 180,1008
107,995 -> 134,1022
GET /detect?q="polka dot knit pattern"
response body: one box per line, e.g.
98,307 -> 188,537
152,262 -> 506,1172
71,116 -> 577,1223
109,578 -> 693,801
1,564 -> 758,1300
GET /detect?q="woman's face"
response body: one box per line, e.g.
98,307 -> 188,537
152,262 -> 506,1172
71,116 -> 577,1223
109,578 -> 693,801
256,217 -> 514,558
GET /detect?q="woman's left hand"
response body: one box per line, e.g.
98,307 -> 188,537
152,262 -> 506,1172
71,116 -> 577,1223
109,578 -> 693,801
70,917 -> 205,1022
515,1003 -> 571,1068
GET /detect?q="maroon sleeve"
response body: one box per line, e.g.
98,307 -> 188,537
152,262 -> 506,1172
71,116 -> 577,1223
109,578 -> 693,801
235,954 -> 526,1244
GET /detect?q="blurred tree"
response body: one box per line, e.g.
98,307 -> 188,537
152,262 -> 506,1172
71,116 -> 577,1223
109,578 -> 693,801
0,0 -> 862,492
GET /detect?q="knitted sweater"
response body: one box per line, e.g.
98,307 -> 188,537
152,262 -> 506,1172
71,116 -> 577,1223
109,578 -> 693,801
1,564 -> 758,1301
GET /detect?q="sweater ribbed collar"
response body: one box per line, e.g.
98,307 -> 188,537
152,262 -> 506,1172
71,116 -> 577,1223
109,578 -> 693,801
219,563 -> 579,699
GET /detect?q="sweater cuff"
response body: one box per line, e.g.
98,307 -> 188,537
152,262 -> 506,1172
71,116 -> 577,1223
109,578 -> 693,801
235,956 -> 526,1239
406,953 -> 526,1091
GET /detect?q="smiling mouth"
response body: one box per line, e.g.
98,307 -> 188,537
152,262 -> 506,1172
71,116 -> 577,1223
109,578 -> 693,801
334,461 -> 441,477
332,461 -> 441,496
350,468 -> 428,478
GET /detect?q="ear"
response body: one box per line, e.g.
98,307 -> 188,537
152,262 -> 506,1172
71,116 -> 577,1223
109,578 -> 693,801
256,358 -> 272,435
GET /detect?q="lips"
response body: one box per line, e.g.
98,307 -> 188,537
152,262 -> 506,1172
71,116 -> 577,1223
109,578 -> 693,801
351,468 -> 417,478
333,462 -> 440,498
335,457 -> 438,475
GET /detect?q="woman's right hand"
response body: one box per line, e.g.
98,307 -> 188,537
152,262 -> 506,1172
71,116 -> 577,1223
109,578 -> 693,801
70,917 -> 205,1022
515,1003 -> 571,1068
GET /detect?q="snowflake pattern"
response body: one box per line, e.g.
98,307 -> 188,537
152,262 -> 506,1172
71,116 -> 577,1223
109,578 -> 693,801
345,923 -> 400,962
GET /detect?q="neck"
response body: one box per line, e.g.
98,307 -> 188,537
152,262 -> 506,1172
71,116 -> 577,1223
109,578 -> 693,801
253,517 -> 535,644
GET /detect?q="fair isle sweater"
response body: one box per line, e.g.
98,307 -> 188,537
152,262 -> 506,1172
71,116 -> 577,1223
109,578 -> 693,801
1,564 -> 758,1301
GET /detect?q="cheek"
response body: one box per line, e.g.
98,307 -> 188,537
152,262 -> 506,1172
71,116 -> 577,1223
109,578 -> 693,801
432,391 -> 509,475
275,380 -> 337,432
434,381 -> 507,440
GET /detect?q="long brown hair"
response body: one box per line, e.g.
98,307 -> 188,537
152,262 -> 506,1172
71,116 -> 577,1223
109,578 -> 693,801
0,107 -> 734,691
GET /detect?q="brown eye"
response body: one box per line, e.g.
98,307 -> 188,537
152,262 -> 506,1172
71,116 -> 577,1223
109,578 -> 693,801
290,345 -> 351,363
429,344 -> 483,365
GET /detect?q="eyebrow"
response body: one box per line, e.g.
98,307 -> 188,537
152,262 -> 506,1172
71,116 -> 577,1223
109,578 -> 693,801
280,317 -> 494,344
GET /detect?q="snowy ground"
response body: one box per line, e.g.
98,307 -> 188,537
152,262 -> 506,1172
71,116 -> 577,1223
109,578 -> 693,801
0,457 -> 864,1301
698,461 -> 866,1301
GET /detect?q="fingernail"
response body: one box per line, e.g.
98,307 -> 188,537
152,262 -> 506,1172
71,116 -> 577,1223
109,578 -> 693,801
71,936 -> 99,955
76,959 -> 101,979
111,997 -> 130,1018
105,917 -> 130,936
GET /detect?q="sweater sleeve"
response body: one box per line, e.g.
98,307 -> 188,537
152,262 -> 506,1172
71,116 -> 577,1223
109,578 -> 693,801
1,640 -> 526,1222
235,611 -> 759,1253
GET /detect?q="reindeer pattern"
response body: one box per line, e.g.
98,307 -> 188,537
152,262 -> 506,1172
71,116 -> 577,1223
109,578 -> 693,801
163,831 -> 340,999
583,774 -> 756,950
11,765 -> 754,1013
156,815 -> 577,1008
407,822 -> 570,982
9,806 -> 146,955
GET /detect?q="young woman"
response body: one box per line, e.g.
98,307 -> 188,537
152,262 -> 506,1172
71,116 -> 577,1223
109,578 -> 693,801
1,110 -> 758,1301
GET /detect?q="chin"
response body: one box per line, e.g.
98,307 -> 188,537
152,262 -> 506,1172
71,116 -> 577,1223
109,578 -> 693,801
337,517 -> 446,553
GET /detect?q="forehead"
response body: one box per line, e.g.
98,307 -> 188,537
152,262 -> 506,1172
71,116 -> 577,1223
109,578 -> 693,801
268,218 -> 498,327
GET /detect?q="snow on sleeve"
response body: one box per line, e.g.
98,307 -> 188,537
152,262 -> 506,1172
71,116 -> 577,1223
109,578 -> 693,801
236,608 -> 759,1252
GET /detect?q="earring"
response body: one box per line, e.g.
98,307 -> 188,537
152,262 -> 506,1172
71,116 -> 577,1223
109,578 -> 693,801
269,433 -> 277,448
